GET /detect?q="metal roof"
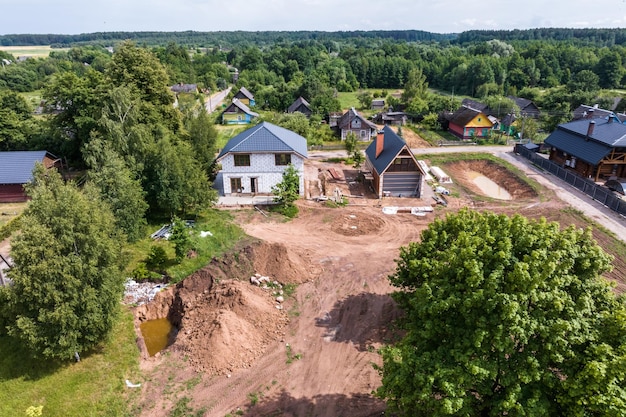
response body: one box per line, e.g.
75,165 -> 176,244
337,108 -> 377,130
606,179 -> 626,195
365,125 -> 411,175
224,98 -> 259,117
217,122 -> 308,160
558,119 -> 626,147
287,96 -> 311,113
236,86 -> 254,100
544,128 -> 612,165
0,151 -> 52,184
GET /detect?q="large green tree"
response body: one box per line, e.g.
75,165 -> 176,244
1,166 -> 125,360
377,209 -> 626,416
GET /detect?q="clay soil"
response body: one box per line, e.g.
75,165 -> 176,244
130,154 -> 626,417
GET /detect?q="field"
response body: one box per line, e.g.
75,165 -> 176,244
0,45 -> 69,58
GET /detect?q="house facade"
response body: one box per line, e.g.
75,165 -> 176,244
221,98 -> 259,125
544,118 -> 626,181
336,107 -> 378,141
364,126 -> 424,198
216,122 -> 308,196
233,87 -> 255,107
0,151 -> 60,202
448,106 -> 494,140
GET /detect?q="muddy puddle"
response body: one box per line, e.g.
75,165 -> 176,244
467,171 -> 512,200
140,318 -> 176,356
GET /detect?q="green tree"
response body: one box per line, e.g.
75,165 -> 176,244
344,132 -> 358,156
1,166 -> 125,360
169,216 -> 192,263
377,209 -> 626,416
271,163 -> 300,207
357,90 -> 373,110
83,139 -> 148,242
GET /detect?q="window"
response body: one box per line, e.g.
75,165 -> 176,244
360,130 -> 367,139
234,154 -> 250,166
275,153 -> 291,166
230,177 -> 242,193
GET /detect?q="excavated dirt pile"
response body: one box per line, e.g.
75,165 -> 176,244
133,241 -> 314,374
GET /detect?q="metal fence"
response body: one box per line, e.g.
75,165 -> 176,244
514,144 -> 626,217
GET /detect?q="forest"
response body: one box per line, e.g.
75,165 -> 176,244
2,28 -> 626,221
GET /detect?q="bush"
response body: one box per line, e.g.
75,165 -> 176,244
147,245 -> 168,269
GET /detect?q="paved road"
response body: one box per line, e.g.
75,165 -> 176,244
308,146 -> 626,243
205,87 -> 231,113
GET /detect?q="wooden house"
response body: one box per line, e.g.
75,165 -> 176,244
364,126 -> 425,198
233,87 -> 255,107
371,99 -> 385,110
447,106 -> 494,140
287,97 -> 312,118
216,122 -> 307,196
544,118 -> 626,181
221,98 -> 259,125
336,107 -> 378,141
0,151 -> 60,202
372,111 -> 408,126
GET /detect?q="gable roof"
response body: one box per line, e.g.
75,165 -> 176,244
448,106 -> 490,127
337,108 -> 377,130
572,104 -> 616,121
235,86 -> 254,100
0,151 -> 55,185
461,98 -> 488,112
224,98 -> 259,117
287,96 -> 311,113
217,122 -> 308,160
365,125 -> 414,175
544,118 -> 626,165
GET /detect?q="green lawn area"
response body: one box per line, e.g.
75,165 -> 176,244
125,208 -> 248,283
0,309 -> 140,417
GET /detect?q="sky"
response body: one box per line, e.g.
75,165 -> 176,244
2,0 -> 626,35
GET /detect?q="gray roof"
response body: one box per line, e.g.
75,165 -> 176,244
287,97 -> 311,113
0,151 -> 53,184
542,118 -> 626,165
235,86 -> 254,100
217,122 -> 308,160
171,83 -> 197,93
365,126 -> 411,175
337,108 -> 377,130
224,98 -> 259,117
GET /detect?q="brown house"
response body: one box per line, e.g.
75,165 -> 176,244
364,126 -> 425,198
287,97 -> 312,117
544,118 -> 626,181
0,151 -> 60,202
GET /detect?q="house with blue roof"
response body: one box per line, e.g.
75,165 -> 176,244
216,122 -> 308,196
364,126 -> 425,198
544,118 -> 626,182
0,151 -> 60,202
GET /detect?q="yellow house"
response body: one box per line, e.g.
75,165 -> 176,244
448,106 -> 494,139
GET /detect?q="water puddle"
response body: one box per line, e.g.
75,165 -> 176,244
140,318 -> 176,356
467,171 -> 511,200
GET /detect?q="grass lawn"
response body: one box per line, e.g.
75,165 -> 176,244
125,208 -> 248,283
0,203 -> 26,229
0,309 -> 140,417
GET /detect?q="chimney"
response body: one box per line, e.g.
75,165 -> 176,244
375,130 -> 385,158
587,108 -> 595,119
586,120 -> 595,140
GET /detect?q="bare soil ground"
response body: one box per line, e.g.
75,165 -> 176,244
130,156 -> 626,417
